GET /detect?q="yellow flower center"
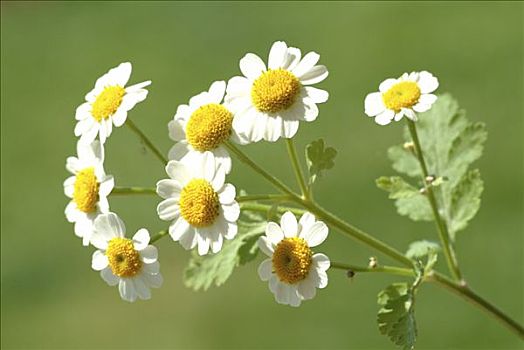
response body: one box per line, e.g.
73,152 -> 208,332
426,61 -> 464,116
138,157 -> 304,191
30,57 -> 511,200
73,167 -> 99,213
106,238 -> 142,278
272,237 -> 313,284
382,81 -> 421,112
179,179 -> 220,227
91,85 -> 125,122
251,69 -> 301,113
186,103 -> 233,151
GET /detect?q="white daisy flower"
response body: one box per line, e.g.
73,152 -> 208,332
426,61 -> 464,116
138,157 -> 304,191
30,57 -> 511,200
74,62 -> 151,144
168,80 -> 241,174
364,71 -> 439,125
257,211 -> 330,307
91,213 -> 163,302
156,152 -> 239,255
64,140 -> 114,246
225,41 -> 329,143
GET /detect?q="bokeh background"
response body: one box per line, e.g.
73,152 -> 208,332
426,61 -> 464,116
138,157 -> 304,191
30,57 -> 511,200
1,1 -> 522,349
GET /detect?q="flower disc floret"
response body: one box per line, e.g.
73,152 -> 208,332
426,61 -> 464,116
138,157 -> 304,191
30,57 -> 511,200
251,69 -> 301,113
106,237 -> 142,278
73,167 -> 99,213
382,81 -> 421,112
186,103 -> 233,151
272,237 -> 313,284
91,86 -> 125,122
179,179 -> 220,227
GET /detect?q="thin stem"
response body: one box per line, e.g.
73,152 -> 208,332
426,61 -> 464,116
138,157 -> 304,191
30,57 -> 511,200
236,194 -> 292,203
111,186 -> 157,195
150,230 -> 168,243
285,139 -> 310,199
429,272 -> 524,339
240,202 -> 306,216
224,142 -> 299,199
331,262 -> 414,277
126,118 -> 168,165
406,119 -> 462,281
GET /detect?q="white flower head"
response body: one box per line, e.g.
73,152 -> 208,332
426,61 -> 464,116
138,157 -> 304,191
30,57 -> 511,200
156,152 -> 240,255
168,81 -> 241,174
257,211 -> 330,307
91,213 -> 163,302
64,140 -> 114,246
74,62 -> 151,144
225,41 -> 329,143
364,71 -> 439,125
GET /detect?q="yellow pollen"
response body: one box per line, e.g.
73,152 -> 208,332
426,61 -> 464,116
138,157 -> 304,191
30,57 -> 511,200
382,81 -> 421,112
186,103 -> 233,151
73,167 -> 99,213
179,179 -> 220,227
251,69 -> 301,113
91,85 -> 125,122
106,238 -> 142,278
272,237 -> 313,284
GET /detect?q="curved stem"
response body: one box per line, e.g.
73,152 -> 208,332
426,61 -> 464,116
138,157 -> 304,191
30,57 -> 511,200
150,230 -> 168,243
406,119 -> 462,281
126,118 -> 168,165
285,139 -> 310,199
429,272 -> 524,339
111,186 -> 157,195
331,262 -> 414,277
236,194 -> 292,203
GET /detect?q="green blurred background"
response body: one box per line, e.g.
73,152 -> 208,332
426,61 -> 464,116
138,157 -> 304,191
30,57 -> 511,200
1,1 -> 522,349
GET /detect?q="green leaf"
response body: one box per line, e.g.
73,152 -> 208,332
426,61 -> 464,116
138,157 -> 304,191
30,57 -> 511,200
376,176 -> 432,221
183,213 -> 266,291
406,240 -> 440,272
377,283 -> 417,350
448,169 -> 484,239
305,138 -> 337,185
383,94 -> 487,239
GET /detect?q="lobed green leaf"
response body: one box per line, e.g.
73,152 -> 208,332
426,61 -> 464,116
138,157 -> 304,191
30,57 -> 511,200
305,138 -> 337,185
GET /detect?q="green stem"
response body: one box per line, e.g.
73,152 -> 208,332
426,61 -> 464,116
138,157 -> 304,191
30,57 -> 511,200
126,118 -> 168,165
429,272 -> 524,339
240,202 -> 306,216
111,186 -> 157,195
406,119 -> 462,281
150,230 -> 168,243
236,194 -> 292,203
331,262 -> 414,277
285,138 -> 310,199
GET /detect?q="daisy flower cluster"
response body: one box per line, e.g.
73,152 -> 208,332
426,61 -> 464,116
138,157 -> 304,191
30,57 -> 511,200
64,41 -> 439,307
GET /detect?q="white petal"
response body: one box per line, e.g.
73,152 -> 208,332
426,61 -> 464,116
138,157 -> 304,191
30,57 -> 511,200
92,213 -> 125,249
300,222 -> 328,247
222,202 -> 240,222
293,51 -> 320,78
174,104 -> 191,122
280,211 -> 298,237
100,268 -> 119,286
65,201 -> 80,222
92,250 -> 109,271
165,161 -> 190,183
302,97 -> 319,122
305,86 -> 329,104
63,176 -> 75,198
197,234 -> 211,255
169,217 -> 190,241
143,272 -> 163,288
417,71 -> 439,94
282,47 -> 301,71
133,276 -> 152,300
299,65 -> 328,85
265,222 -> 284,244
167,141 -> 191,162
258,236 -> 274,257
282,119 -> 299,139
112,110 -> 127,127
140,245 -> 158,263
207,81 -> 226,103
263,115 -> 282,142
239,53 -> 266,80
210,164 -> 226,190
225,76 -> 251,100
213,146 -> 232,175
156,179 -> 182,200
142,261 -> 160,275
210,234 -> 223,253
167,118 -> 187,143
189,91 -> 210,109
157,198 -> 180,221
402,108 -> 417,121
132,229 -> 150,251
179,227 -> 197,250
374,109 -> 395,125
313,253 -> 331,271
288,287 -> 302,307
317,269 -> 329,288
268,41 -> 288,69
298,212 -> 316,234
258,259 -> 273,281
218,183 -> 236,204
75,102 -> 91,121
297,275 -> 317,300
112,62 -> 132,86
379,78 -> 398,93
225,222 -> 238,240
364,92 -> 386,117
118,279 -> 137,303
